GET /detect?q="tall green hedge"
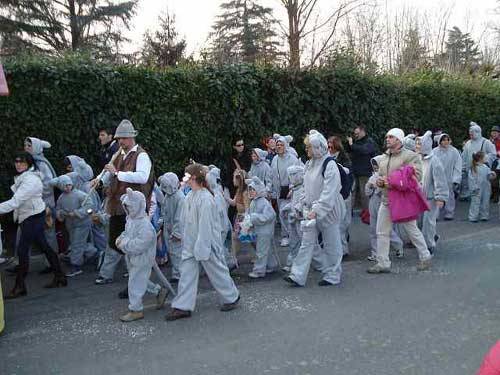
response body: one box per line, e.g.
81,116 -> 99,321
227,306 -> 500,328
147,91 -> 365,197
0,57 -> 499,199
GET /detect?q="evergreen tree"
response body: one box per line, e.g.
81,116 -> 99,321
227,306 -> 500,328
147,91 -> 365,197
208,0 -> 281,64
397,28 -> 428,74
141,12 -> 187,68
0,0 -> 137,59
436,26 -> 481,72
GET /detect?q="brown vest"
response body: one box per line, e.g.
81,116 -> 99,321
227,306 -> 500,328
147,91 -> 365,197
106,145 -> 155,216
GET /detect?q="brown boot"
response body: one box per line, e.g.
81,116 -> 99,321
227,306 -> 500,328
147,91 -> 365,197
44,275 -> 68,288
120,310 -> 144,322
4,285 -> 27,300
165,308 -> 191,321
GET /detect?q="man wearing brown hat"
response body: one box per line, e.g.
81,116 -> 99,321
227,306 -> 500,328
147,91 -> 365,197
92,120 -> 155,294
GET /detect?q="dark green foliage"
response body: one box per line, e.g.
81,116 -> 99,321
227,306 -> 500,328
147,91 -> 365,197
0,56 -> 499,199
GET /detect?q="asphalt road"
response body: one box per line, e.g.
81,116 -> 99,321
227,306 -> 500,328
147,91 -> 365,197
1,202 -> 499,375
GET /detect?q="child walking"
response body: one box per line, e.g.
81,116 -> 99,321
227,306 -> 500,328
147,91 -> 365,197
468,152 -> 496,222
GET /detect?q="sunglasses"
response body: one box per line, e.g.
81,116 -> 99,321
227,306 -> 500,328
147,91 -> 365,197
14,159 -> 25,163
235,143 -> 244,147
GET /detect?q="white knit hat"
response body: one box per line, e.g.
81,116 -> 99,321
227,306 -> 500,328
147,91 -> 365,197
386,128 -> 405,144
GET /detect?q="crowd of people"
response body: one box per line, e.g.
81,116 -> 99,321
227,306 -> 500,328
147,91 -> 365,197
0,119 -> 499,323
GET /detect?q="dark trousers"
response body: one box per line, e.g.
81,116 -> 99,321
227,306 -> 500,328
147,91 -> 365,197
108,215 -> 126,253
16,211 -> 64,288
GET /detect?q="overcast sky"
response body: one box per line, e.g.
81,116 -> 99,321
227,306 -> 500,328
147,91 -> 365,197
124,0 -> 499,54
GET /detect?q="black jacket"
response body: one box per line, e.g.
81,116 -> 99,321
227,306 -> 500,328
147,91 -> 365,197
346,135 -> 378,177
98,140 -> 119,171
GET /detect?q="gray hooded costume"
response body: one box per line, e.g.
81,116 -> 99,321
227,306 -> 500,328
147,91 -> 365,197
432,133 -> 462,219
246,176 -> 278,276
288,130 -> 344,287
66,155 -> 107,254
171,187 -> 239,312
55,175 -> 97,267
282,165 -> 305,269
249,148 -> 272,194
418,131 -> 449,251
116,189 -> 157,312
468,163 -> 494,221
271,136 -> 302,241
158,172 -> 185,280
460,123 -> 496,198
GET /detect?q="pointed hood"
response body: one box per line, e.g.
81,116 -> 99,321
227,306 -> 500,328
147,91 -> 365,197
403,134 -> 416,151
417,130 -> 433,155
67,155 -> 94,182
120,188 -> 147,219
437,133 -> 451,145
252,148 -> 268,164
158,172 -> 180,196
246,176 -> 267,198
25,137 -> 51,157
287,164 -> 304,187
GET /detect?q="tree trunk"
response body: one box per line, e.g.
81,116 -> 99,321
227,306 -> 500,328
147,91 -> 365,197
68,0 -> 79,50
286,1 -> 301,69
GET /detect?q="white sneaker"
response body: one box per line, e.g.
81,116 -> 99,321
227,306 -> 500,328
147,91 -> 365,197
281,266 -> 291,272
280,237 -> 290,247
66,269 -> 83,277
248,271 -> 265,279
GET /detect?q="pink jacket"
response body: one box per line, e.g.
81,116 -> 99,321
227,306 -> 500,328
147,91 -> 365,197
387,165 -> 429,223
477,341 -> 500,375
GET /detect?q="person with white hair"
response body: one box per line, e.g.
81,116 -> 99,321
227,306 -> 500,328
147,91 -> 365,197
271,135 -> 302,247
415,131 -> 448,254
284,130 -> 344,287
460,122 -> 496,200
367,128 -> 433,274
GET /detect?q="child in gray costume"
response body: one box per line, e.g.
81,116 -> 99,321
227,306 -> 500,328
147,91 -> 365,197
54,175 -> 96,276
246,176 -> 278,278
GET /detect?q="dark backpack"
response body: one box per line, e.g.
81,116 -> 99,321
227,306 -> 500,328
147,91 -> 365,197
321,156 -> 354,200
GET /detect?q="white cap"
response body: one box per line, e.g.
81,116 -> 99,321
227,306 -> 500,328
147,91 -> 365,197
386,128 -> 405,144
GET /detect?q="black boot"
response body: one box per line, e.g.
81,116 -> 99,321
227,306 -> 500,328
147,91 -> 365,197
118,287 -> 128,299
4,284 -> 27,299
44,274 -> 68,288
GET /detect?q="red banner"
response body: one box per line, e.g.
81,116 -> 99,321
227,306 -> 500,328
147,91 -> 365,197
0,64 -> 9,96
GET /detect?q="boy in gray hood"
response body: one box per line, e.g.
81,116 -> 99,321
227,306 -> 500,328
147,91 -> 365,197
416,131 -> 448,253
115,189 -> 158,322
158,172 -> 185,282
54,175 -> 97,277
285,130 -> 344,287
460,122 -> 496,199
246,176 -> 278,278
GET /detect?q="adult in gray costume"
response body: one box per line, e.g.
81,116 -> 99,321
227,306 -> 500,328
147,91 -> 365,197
284,130 -> 344,287
432,134 -> 462,220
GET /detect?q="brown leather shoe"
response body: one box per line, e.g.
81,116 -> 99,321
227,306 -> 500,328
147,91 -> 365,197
220,295 -> 240,312
44,276 -> 68,288
165,308 -> 191,321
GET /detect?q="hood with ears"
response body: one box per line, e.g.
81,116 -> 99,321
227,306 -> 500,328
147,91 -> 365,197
403,134 -> 416,152
246,176 -> 267,198
158,172 -> 180,196
469,122 -> 482,140
67,155 -> 94,182
55,174 -> 73,191
206,167 -> 221,191
287,164 -> 304,187
417,130 -> 433,155
252,148 -> 268,163
306,130 -> 328,158
26,137 -> 51,156
120,188 -> 147,219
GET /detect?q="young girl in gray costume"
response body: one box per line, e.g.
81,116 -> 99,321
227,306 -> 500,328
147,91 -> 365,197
54,175 -> 97,277
249,148 -> 273,194
115,188 -> 158,322
246,176 -> 278,278
468,152 -> 496,222
281,165 -> 305,272
158,172 -> 185,282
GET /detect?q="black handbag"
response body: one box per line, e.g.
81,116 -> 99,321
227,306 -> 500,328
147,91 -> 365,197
279,185 -> 290,199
